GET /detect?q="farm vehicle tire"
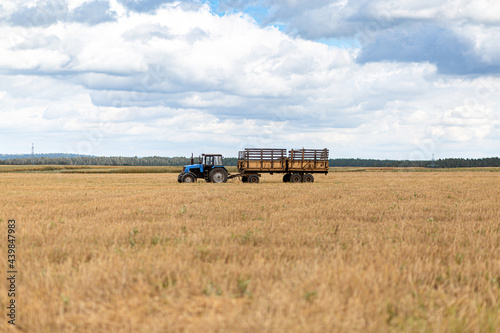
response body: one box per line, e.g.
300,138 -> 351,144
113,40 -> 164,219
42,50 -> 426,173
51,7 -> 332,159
209,168 -> 228,183
283,174 -> 291,182
182,172 -> 197,183
290,173 -> 302,183
247,174 -> 260,183
303,174 -> 314,183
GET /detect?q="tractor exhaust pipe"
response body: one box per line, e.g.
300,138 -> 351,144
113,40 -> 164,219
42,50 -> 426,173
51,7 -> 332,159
191,153 -> 194,165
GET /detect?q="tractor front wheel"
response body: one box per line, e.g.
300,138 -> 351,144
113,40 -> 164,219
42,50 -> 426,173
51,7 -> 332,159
210,168 -> 228,183
182,172 -> 196,183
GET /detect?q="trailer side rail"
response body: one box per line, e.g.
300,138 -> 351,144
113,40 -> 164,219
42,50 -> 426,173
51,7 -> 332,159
288,148 -> 329,161
238,148 -> 287,172
238,148 -> 287,160
237,148 -> 329,174
288,148 -> 329,172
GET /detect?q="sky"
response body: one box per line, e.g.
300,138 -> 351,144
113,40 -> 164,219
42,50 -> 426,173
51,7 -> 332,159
0,0 -> 499,159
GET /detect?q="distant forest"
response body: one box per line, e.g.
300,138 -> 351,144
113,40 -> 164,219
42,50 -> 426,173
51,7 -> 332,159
0,154 -> 499,168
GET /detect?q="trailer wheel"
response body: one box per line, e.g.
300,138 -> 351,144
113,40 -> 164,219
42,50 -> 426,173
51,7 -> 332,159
241,176 -> 248,183
248,175 -> 259,183
283,174 -> 291,182
182,172 -> 196,183
290,173 -> 302,183
210,168 -> 228,183
303,174 -> 314,183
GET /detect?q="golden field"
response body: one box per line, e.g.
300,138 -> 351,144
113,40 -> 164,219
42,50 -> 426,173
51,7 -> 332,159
0,169 -> 499,332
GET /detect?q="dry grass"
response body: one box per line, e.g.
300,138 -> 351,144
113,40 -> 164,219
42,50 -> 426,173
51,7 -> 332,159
0,170 -> 499,332
0,165 -> 182,173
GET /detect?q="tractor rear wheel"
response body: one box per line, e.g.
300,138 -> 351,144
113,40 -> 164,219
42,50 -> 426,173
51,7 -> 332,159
290,173 -> 302,183
303,174 -> 314,183
210,168 -> 228,183
248,175 -> 259,183
182,172 -> 196,183
283,174 -> 291,182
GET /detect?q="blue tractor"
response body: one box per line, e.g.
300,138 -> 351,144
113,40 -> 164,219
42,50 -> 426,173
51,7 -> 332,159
178,154 -> 229,183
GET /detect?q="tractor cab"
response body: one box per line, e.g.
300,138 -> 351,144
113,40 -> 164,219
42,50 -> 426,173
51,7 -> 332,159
203,154 -> 224,168
178,154 -> 228,183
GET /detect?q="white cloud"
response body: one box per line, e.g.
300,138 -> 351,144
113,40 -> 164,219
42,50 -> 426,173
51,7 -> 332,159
0,1 -> 499,158
220,1 -> 500,75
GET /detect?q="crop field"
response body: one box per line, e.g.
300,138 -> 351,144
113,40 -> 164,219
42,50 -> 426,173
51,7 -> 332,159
1,169 -> 499,332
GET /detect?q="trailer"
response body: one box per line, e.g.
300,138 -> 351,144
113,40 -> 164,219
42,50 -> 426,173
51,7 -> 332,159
236,148 -> 329,183
178,148 -> 329,183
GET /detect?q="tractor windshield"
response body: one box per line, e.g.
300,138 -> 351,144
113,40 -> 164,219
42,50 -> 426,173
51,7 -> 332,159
204,155 -> 223,166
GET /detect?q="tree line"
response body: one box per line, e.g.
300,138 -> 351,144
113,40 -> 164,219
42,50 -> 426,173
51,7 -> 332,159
329,158 -> 500,168
0,156 -> 194,166
0,155 -> 499,168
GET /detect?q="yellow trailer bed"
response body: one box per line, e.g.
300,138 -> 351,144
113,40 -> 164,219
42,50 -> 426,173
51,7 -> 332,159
236,148 -> 329,183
